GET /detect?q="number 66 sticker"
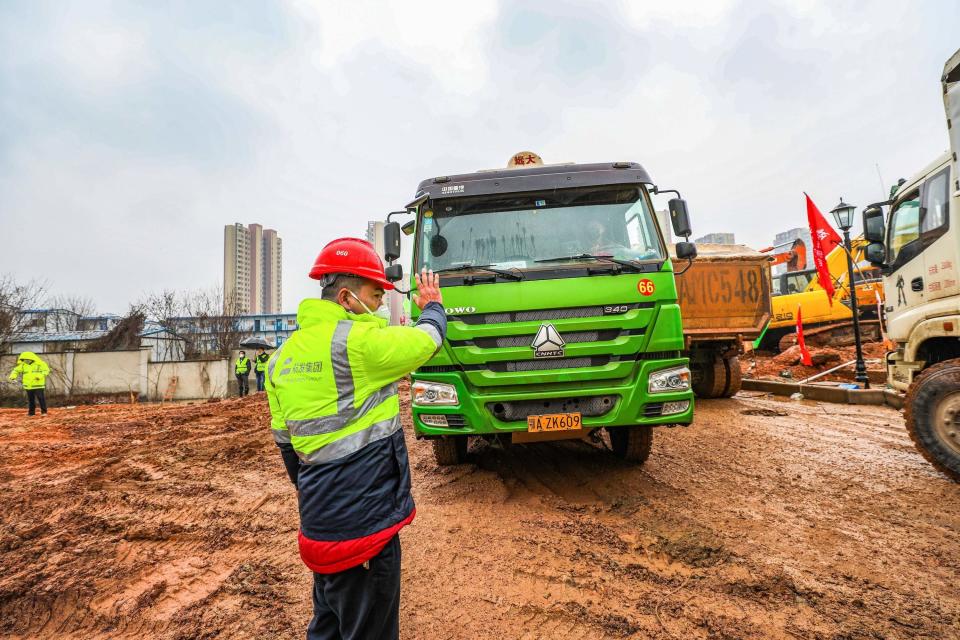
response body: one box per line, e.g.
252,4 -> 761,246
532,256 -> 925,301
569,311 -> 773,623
637,279 -> 656,296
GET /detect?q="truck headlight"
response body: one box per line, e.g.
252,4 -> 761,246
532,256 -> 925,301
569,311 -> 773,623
648,366 -> 691,394
412,381 -> 459,406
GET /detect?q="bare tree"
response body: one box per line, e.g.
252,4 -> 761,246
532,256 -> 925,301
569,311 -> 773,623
85,306 -> 145,351
139,286 -> 247,358
183,286 -> 247,358
0,274 -> 48,353
45,294 -> 97,332
139,289 -> 185,331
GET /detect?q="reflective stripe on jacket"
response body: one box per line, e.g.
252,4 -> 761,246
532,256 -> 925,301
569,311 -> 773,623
8,352 -> 50,390
265,298 -> 446,573
265,299 -> 442,463
234,357 -> 251,375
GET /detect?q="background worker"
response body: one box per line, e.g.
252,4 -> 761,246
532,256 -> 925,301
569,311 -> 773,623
265,238 -> 446,640
234,350 -> 252,396
8,351 -> 50,416
254,347 -> 269,392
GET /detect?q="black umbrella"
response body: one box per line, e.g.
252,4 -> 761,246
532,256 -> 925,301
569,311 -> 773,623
239,337 -> 275,350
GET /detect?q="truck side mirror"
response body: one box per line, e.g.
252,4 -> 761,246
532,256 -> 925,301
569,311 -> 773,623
862,207 -> 885,243
668,198 -> 692,238
385,264 -> 403,282
865,242 -> 886,267
383,222 -> 401,262
401,220 -> 416,236
675,241 -> 697,260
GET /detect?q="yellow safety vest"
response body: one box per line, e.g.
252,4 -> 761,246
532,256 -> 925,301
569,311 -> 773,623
265,299 -> 441,463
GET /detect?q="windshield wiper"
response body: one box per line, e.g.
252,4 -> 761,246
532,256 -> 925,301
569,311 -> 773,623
434,264 -> 523,281
534,253 -> 642,270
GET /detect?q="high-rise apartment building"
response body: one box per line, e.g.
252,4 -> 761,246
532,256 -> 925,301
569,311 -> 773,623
223,223 -> 283,314
262,228 -> 282,314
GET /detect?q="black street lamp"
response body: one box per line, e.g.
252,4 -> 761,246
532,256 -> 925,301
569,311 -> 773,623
830,198 -> 870,388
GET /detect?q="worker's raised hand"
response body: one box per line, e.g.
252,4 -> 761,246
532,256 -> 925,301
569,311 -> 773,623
413,268 -> 443,310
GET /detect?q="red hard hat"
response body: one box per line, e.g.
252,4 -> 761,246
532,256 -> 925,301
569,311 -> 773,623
309,237 -> 395,290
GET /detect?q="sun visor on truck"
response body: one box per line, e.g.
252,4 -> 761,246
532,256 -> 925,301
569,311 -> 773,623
945,47 -> 960,195
407,162 -> 654,208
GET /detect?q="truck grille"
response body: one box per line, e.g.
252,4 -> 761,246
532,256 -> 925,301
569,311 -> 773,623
488,395 -> 618,421
417,352 -> 680,375
450,302 -> 652,325
467,329 -> 623,349
488,356 -> 608,372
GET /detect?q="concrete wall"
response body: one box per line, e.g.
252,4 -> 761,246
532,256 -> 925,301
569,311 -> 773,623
72,350 -> 146,396
1,349 -> 229,402
146,359 -> 230,401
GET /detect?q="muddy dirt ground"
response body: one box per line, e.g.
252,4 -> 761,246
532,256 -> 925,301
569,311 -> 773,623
1,385 -> 958,639
743,340 -> 890,385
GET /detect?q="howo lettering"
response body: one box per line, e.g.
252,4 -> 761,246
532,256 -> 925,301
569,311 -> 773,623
380,156 -> 698,465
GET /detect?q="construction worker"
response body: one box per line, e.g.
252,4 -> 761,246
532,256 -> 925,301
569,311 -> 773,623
235,350 -> 252,396
8,351 -> 50,416
254,347 -> 269,392
265,237 -> 446,640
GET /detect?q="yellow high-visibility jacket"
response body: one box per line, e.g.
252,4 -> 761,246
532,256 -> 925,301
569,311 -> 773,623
8,352 -> 50,390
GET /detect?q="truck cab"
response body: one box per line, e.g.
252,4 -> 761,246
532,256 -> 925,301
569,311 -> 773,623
862,48 -> 960,481
383,157 -> 697,465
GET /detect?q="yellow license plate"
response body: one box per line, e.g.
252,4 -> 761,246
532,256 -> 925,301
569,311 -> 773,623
526,412 -> 583,432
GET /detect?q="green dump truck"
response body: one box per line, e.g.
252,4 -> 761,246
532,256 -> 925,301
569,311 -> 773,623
381,156 -> 699,466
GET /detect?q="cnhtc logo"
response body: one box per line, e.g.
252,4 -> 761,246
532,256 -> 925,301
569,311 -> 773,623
531,323 -> 565,358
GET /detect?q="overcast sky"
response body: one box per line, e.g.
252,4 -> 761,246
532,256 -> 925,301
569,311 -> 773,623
1,1 -> 957,313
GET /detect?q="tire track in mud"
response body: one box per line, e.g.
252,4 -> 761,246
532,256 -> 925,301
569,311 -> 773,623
405,394 -> 960,639
0,397 -> 310,640
2,388 -> 959,638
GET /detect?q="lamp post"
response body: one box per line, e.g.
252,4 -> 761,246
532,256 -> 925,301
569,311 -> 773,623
830,198 -> 870,388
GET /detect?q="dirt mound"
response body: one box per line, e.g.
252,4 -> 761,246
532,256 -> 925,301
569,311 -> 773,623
746,339 -> 888,384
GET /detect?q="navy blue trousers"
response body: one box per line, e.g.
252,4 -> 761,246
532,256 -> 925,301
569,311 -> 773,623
306,534 -> 401,640
235,373 -> 250,396
27,389 -> 47,415
255,370 -> 266,392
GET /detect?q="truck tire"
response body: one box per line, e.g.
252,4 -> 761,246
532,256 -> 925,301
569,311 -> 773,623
721,356 -> 742,398
607,426 -> 653,464
692,359 -> 727,398
904,360 -> 960,482
432,436 -> 468,466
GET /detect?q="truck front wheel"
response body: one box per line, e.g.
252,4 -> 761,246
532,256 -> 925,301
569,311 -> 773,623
432,436 -> 468,466
904,359 -> 960,482
607,426 -> 653,464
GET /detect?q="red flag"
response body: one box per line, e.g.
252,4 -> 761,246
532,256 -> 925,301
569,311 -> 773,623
805,194 -> 842,306
796,305 -> 813,366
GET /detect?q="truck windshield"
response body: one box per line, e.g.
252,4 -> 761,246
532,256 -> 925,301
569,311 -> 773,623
417,186 -> 664,273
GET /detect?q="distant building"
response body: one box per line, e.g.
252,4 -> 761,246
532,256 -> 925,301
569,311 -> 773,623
224,223 -> 283,314
695,232 -> 736,245
170,313 -> 299,353
771,227 -> 812,276
8,311 -> 185,361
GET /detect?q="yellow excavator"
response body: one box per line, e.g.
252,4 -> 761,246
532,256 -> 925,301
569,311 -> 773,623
757,236 -> 885,351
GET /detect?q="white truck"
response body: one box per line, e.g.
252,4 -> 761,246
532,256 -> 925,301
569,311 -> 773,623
863,48 -> 960,481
